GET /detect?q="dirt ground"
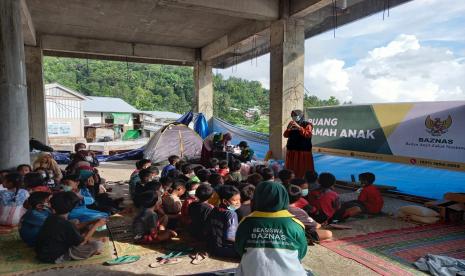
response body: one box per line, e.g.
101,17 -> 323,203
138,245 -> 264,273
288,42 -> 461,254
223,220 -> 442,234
31,161 -> 418,276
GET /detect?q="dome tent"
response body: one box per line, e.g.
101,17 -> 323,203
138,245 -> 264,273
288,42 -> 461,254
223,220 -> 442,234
144,123 -> 203,163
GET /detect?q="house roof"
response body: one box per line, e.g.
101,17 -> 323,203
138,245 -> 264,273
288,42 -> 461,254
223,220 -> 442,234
45,83 -> 88,100
142,111 -> 182,120
83,96 -> 140,113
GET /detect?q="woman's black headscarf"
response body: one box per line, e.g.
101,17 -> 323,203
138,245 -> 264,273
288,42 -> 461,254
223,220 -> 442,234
291,109 -> 305,126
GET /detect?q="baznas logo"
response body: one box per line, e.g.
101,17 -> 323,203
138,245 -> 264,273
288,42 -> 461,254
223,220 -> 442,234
425,115 -> 452,136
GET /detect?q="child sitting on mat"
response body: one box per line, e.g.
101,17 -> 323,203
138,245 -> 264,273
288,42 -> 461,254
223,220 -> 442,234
180,177 -> 200,225
217,160 -> 230,177
207,185 -> 241,259
19,191 -> 52,246
161,155 -> 179,178
0,172 -> 29,226
288,185 -> 332,243
35,192 -> 107,263
333,172 -> 384,222
308,173 -> 341,223
162,180 -> 186,229
133,191 -> 177,244
188,184 -> 214,239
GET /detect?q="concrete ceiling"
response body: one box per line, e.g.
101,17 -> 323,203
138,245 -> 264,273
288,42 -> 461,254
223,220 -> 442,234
21,0 -> 413,67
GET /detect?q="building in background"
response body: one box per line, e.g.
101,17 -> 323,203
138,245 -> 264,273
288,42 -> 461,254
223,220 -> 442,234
45,83 -> 87,145
83,96 -> 141,142
141,111 -> 182,136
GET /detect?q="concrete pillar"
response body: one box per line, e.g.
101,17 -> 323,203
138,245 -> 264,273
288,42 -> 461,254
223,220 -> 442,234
193,60 -> 214,124
25,46 -> 47,144
269,19 -> 305,160
0,0 -> 30,169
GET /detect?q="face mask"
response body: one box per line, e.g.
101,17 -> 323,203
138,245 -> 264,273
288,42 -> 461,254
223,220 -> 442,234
41,173 -> 47,179
227,205 -> 239,211
63,185 -> 73,192
301,189 -> 309,197
85,156 -> 93,162
188,190 -> 196,196
292,116 -> 301,122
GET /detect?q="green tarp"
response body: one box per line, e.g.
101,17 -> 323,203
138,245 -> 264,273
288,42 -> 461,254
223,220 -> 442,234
123,130 -> 140,141
112,113 -> 132,124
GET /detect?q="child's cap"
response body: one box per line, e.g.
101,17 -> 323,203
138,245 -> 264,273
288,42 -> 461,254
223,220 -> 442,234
188,176 -> 200,184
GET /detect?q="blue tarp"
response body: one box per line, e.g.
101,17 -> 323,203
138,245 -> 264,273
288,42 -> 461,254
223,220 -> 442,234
176,111 -> 194,125
194,113 -> 210,139
313,153 -> 465,200
96,147 -> 145,162
212,116 -> 465,199
52,152 -> 71,165
212,117 -> 269,159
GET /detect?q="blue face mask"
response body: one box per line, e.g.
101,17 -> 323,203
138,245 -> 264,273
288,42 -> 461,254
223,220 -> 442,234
227,205 -> 238,211
301,189 -> 309,197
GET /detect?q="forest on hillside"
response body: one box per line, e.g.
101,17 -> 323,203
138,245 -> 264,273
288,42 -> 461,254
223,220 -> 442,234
43,57 -> 340,133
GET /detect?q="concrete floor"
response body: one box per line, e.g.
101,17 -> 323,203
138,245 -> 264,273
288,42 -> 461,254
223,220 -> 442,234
33,161 -> 420,276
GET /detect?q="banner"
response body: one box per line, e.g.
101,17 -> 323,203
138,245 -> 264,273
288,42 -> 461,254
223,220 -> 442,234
306,101 -> 465,171
47,122 -> 72,136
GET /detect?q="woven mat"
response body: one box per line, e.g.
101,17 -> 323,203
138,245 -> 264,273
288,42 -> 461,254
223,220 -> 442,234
0,231 -> 113,276
321,224 -> 465,276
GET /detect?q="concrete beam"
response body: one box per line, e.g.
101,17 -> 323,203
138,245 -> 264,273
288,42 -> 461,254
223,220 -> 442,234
304,0 -> 412,38
201,20 -> 271,62
290,0 -> 333,18
157,0 -> 279,21
40,35 -> 196,65
20,0 -> 36,46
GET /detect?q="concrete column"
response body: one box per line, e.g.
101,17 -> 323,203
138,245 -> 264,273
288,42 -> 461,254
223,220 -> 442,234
0,0 -> 30,169
193,60 -> 214,123
25,46 -> 47,144
269,19 -> 305,160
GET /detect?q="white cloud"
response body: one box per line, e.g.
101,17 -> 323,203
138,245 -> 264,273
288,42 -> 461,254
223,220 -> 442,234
307,34 -> 465,103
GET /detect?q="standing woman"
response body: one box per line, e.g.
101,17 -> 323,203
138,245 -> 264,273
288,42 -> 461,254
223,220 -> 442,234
283,110 -> 314,178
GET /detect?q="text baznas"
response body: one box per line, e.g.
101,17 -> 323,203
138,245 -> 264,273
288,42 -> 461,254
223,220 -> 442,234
308,118 -> 376,140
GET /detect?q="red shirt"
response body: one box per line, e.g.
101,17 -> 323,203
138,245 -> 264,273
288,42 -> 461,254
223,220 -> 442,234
181,196 -> 197,225
293,197 -> 309,209
309,189 -> 340,219
358,185 -> 383,214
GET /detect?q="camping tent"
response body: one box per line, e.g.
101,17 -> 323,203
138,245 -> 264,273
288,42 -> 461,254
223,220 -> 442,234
143,123 -> 203,163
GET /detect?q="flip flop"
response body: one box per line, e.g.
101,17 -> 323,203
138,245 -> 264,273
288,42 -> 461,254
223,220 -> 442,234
190,252 -> 208,265
104,255 -> 140,265
149,258 -> 182,268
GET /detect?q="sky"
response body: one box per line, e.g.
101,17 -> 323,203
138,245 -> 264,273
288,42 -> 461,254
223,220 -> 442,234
217,0 -> 465,104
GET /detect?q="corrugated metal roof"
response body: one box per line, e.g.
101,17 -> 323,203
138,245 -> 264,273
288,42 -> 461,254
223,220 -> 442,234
45,83 -> 88,100
142,111 -> 182,119
83,96 -> 140,113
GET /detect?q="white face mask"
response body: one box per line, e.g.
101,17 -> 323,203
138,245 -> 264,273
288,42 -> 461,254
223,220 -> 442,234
85,156 -> 93,162
292,115 -> 301,122
188,190 -> 196,196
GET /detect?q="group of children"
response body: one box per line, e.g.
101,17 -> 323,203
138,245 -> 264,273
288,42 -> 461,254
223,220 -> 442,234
127,154 -> 384,267
0,142 -> 384,272
0,143 -> 126,264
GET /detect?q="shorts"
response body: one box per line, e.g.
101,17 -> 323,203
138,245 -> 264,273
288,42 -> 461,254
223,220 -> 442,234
55,240 -> 104,263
